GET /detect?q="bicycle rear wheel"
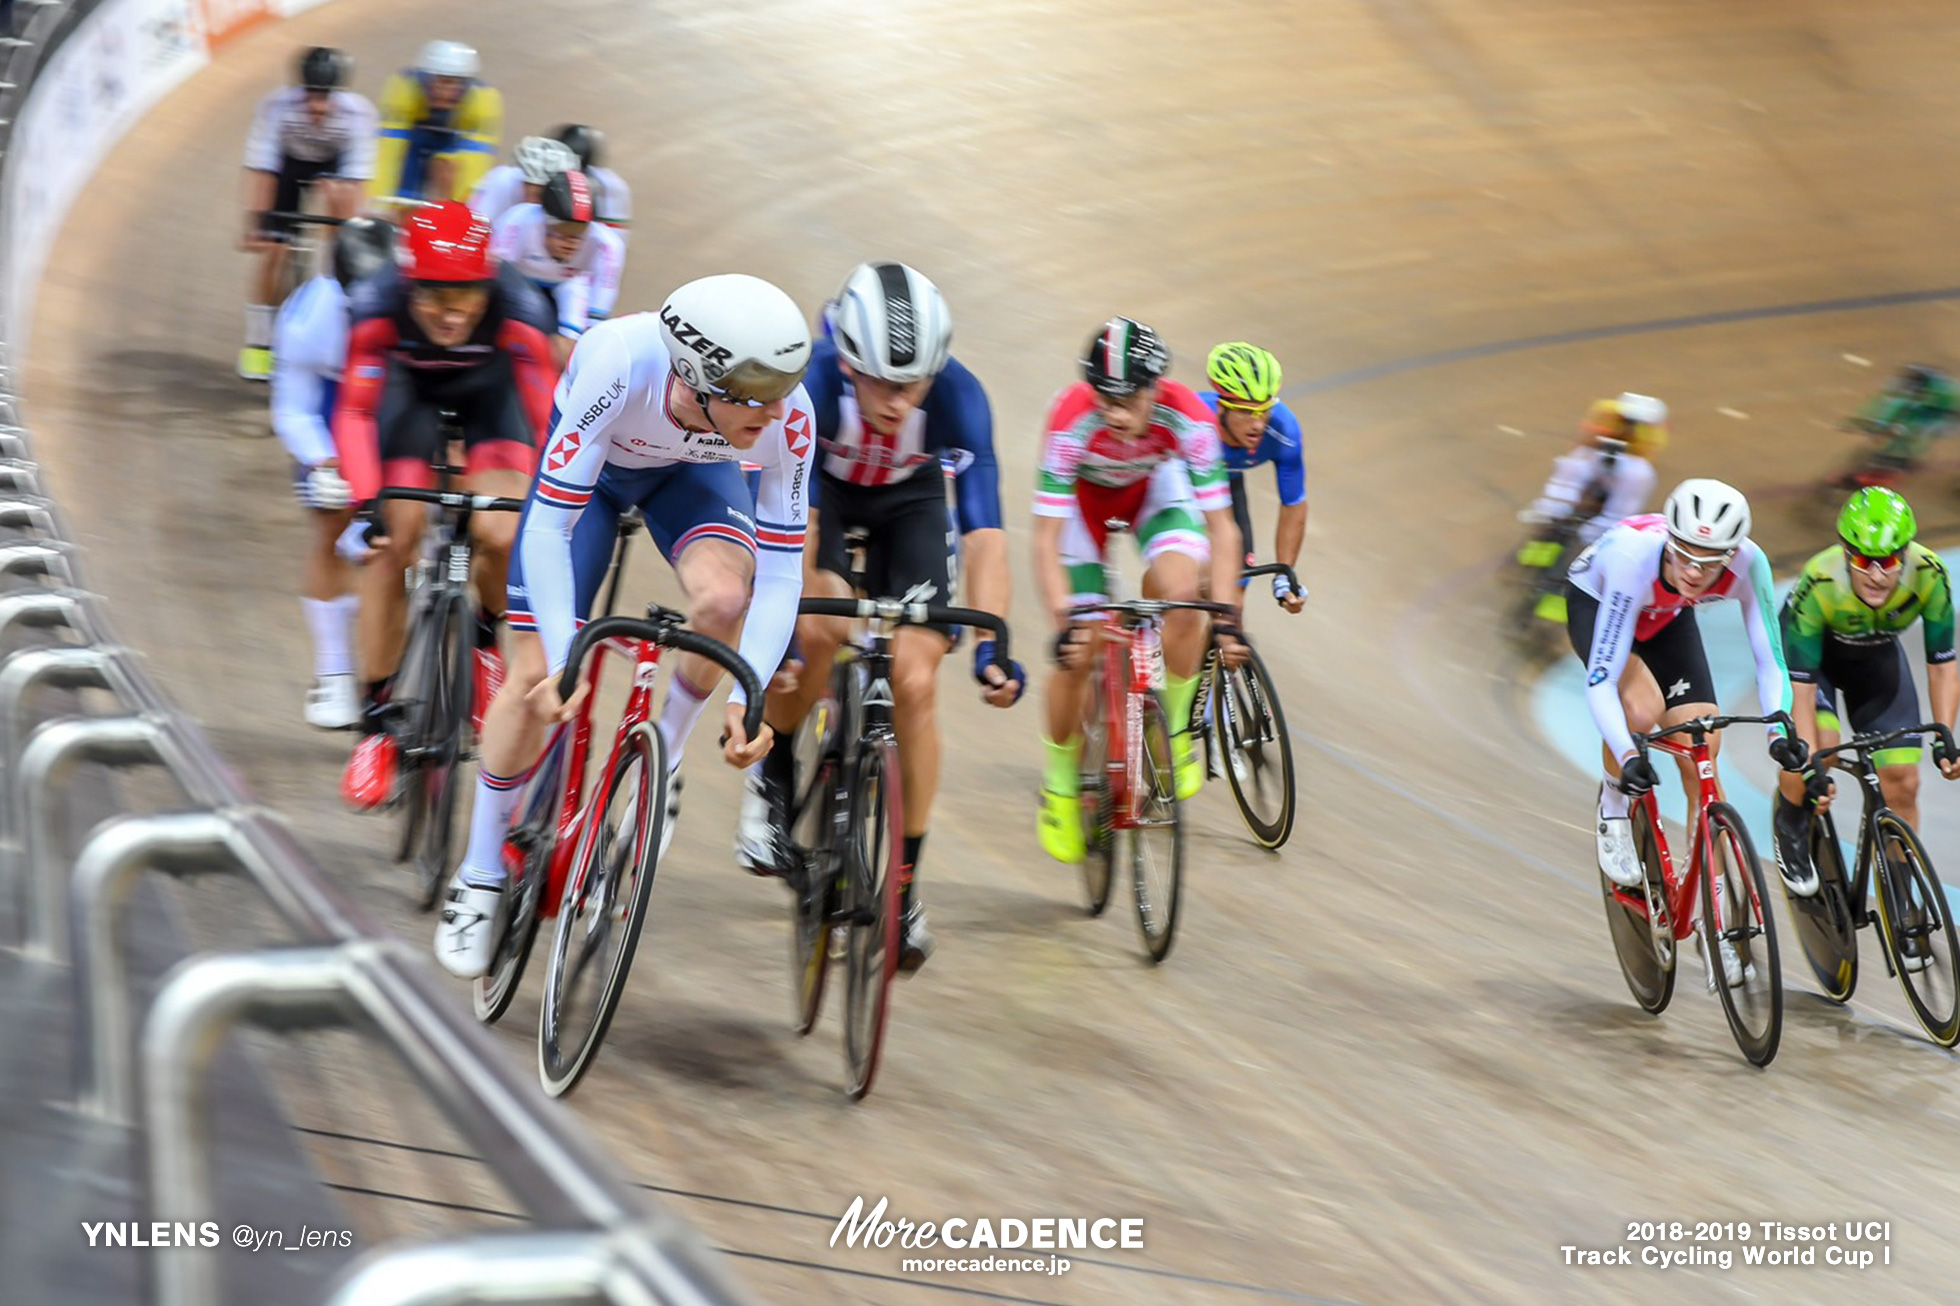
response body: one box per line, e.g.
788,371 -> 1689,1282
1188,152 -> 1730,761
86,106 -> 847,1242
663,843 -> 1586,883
1078,667 -> 1115,917
1215,646 -> 1296,849
413,592 -> 473,911
538,722 -> 667,1098
1601,801 -> 1676,1013
842,735 -> 903,1099
788,695 -> 841,1036
1870,813 -> 1960,1046
1701,802 -> 1781,1067
1128,690 -> 1183,962
1784,809 -> 1858,1004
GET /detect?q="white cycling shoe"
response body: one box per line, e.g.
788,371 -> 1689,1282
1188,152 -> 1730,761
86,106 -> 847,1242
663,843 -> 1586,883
735,767 -> 788,875
1596,814 -> 1643,888
434,876 -> 505,979
1696,927 -> 1752,991
304,673 -> 362,731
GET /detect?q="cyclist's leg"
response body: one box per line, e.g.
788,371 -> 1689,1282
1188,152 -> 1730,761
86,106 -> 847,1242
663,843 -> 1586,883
1842,639 -> 1925,828
458,367 -> 539,677
1565,585 -> 1667,879
1037,505 -> 1106,862
301,482 -> 360,727
1138,464 -> 1211,798
1637,607 -> 1718,792
242,161 -> 302,378
354,371 -> 440,706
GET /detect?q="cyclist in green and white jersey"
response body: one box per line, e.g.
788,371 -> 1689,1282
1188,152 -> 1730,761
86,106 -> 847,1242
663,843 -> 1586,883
1774,487 -> 1960,894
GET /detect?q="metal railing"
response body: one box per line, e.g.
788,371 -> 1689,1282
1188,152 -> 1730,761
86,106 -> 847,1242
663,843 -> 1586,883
0,5 -> 758,1305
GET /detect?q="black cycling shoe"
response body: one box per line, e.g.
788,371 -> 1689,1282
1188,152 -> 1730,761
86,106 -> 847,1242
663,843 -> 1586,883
1773,794 -> 1818,897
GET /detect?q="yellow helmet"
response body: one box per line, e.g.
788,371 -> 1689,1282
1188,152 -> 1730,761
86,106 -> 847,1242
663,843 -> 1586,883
1206,342 -> 1283,408
1584,393 -> 1667,458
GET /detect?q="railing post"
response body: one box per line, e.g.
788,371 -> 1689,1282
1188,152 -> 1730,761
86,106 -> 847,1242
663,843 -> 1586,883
318,1233 -> 622,1306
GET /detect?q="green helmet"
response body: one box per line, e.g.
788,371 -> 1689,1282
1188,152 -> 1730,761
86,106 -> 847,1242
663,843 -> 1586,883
1837,486 -> 1917,557
1206,342 -> 1283,407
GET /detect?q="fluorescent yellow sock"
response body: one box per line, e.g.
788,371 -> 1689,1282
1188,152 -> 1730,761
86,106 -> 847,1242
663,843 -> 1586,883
1044,735 -> 1082,796
1164,671 -> 1199,735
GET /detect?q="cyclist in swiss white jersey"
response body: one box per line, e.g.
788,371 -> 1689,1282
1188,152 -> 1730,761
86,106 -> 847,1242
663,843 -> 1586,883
1564,480 -> 1802,899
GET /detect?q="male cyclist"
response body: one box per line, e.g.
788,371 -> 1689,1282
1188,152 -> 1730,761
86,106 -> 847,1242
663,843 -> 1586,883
333,203 -> 557,808
467,135 -> 580,225
238,47 -> 377,381
550,125 -> 631,241
1522,393 -> 1666,547
1773,488 -> 1960,897
1565,480 -> 1804,982
1198,342 -> 1306,612
1033,318 -> 1243,862
490,169 -> 625,369
1841,364 -> 1960,484
434,274 -> 813,977
371,41 -> 502,205
734,262 -> 1024,971
269,215 -> 396,730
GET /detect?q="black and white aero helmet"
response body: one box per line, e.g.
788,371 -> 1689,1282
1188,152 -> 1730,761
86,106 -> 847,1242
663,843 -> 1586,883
830,262 -> 953,384
1663,478 -> 1750,551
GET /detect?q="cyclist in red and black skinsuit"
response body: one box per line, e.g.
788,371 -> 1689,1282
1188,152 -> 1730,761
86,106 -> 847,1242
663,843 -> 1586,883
333,200 -> 558,808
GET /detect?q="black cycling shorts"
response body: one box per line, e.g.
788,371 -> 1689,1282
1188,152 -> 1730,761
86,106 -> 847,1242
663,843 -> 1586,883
1565,585 -> 1716,709
814,469 -> 958,640
376,354 -> 537,484
259,155 -> 341,241
1804,636 -> 1922,757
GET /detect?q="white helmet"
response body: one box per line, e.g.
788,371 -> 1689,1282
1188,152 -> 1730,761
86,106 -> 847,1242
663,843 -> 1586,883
514,136 -> 579,186
1617,392 -> 1668,426
1664,478 -> 1750,550
659,274 -> 812,406
830,261 -> 952,384
417,40 -> 480,79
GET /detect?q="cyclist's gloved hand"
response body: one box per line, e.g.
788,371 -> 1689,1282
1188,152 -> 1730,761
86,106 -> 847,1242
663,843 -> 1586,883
972,639 -> 1026,706
1616,755 -> 1658,797
336,503 -> 385,563
1052,625 -> 1090,670
1803,767 -> 1835,806
1272,574 -> 1308,607
1768,734 -> 1810,773
297,462 -> 354,512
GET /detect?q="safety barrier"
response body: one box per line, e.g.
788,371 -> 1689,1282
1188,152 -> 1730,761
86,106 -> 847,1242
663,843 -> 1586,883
0,4 -> 758,1304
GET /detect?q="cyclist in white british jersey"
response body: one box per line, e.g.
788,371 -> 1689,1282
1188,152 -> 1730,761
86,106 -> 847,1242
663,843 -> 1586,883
550,124 -> 631,244
1564,480 -> 1803,921
269,216 -> 397,731
239,48 -> 378,381
489,169 -> 625,369
467,136 -> 579,225
434,274 -> 814,976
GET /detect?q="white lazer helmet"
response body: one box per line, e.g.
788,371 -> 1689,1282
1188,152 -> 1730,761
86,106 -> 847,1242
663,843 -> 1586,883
1617,392 -> 1667,426
417,40 -> 480,79
830,261 -> 953,384
1663,478 -> 1750,550
659,274 -> 812,406
514,136 -> 579,186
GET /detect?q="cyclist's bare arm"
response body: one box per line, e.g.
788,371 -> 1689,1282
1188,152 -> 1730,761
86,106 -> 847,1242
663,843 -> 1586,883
1202,505 -> 1244,617
1031,514 -> 1071,629
240,169 -> 277,248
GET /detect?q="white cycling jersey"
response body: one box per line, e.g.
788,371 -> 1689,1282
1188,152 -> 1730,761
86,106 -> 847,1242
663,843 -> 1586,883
466,165 -> 530,224
521,313 -> 814,692
1528,445 -> 1657,545
588,166 -> 632,231
1569,515 -> 1791,762
269,275 -> 349,466
242,87 -> 378,177
489,204 -> 626,340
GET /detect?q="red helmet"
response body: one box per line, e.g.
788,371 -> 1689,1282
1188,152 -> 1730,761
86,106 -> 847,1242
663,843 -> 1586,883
403,201 -> 493,283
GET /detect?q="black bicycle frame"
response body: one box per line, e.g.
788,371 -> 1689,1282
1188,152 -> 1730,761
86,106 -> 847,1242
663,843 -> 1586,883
1813,722 -> 1958,929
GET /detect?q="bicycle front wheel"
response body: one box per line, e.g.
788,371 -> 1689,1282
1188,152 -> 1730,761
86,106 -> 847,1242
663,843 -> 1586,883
1127,690 -> 1183,963
788,698 -> 841,1037
538,722 -> 668,1098
1215,645 -> 1296,850
414,592 -> 474,911
1784,809 -> 1858,1004
474,742 -> 568,1026
1601,802 -> 1676,1014
842,736 -> 904,1099
1078,666 -> 1115,916
1701,802 -> 1781,1067
1871,813 -> 1960,1046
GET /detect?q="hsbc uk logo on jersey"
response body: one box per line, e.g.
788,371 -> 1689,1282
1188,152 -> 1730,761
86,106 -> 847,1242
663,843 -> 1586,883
784,410 -> 813,459
545,430 -> 583,473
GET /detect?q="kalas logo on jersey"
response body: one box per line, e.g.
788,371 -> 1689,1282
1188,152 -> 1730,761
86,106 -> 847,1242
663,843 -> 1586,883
784,410 -> 812,459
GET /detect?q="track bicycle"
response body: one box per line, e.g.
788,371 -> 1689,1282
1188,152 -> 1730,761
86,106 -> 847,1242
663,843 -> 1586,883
1782,722 -> 1960,1046
1600,711 -> 1797,1067
786,528 -> 1014,1099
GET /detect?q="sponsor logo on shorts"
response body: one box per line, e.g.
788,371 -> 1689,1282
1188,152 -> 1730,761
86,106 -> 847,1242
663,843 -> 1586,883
1667,678 -> 1690,699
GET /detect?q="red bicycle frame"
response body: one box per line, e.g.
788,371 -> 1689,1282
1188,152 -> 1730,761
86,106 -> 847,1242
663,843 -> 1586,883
1610,732 -> 1726,945
1089,618 -> 1160,829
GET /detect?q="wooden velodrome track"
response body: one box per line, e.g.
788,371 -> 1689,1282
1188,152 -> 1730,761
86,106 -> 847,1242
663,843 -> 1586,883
22,1 -> 1960,1301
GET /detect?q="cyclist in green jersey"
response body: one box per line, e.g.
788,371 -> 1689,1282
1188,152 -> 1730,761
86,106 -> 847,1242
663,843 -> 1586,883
1774,487 -> 1960,893
1845,365 -> 1960,479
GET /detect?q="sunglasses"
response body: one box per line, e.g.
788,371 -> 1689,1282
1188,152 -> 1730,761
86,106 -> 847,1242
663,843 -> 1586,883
1664,539 -> 1735,574
707,357 -> 808,408
1843,543 -> 1906,575
1217,396 -> 1276,414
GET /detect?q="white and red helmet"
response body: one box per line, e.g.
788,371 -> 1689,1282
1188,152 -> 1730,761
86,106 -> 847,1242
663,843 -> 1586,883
1664,478 -> 1750,550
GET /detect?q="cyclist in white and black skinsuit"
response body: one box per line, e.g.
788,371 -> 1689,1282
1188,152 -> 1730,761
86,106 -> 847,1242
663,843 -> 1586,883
239,47 -> 378,381
1563,481 -> 1802,922
434,274 -> 814,978
735,262 -> 1026,973
269,215 -> 397,732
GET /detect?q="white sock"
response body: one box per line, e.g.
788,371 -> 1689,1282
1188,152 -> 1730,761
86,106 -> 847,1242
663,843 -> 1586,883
245,304 -> 275,349
656,671 -> 713,769
1598,780 -> 1630,821
303,598 -> 354,678
459,767 -> 528,889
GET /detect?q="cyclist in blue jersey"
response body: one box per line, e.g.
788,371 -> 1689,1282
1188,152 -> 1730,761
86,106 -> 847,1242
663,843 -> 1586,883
1199,342 -> 1307,612
737,262 -> 1025,971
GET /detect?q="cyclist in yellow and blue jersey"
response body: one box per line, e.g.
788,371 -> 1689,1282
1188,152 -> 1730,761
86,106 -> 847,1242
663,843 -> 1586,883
371,41 -> 503,205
